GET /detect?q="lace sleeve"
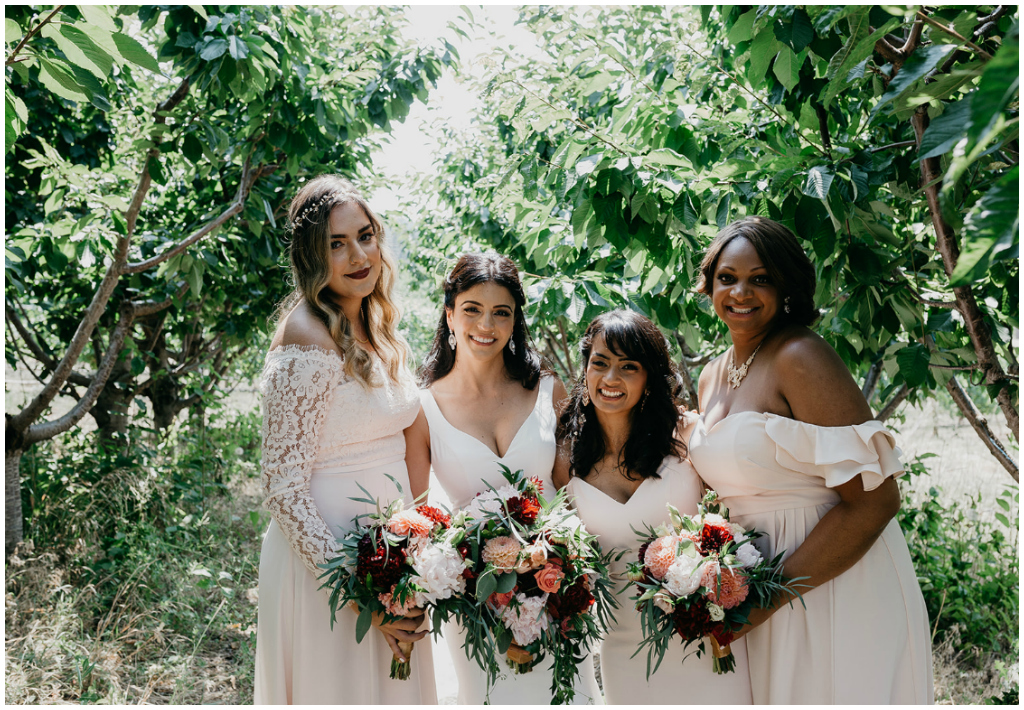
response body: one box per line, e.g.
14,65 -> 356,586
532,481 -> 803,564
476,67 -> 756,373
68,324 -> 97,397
260,346 -> 344,579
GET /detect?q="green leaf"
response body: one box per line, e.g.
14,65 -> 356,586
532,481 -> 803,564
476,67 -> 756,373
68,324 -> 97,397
715,193 -> 732,229
78,6 -> 119,32
59,24 -> 116,77
728,10 -> 757,44
575,153 -> 604,177
182,133 -> 203,164
355,607 -> 373,643
198,37 -> 228,61
748,30 -> 785,86
918,100 -> 971,161
495,572 -> 517,594
967,39 -> 1019,148
228,35 -> 249,60
821,16 -> 900,108
672,191 -> 699,229
773,9 -> 814,53
802,165 -> 834,200
896,343 -> 930,387
949,166 -> 1019,287
645,148 -> 690,168
188,4 -> 209,20
871,44 -> 956,121
37,58 -> 90,103
186,258 -> 205,296
476,571 -> 497,600
113,31 -> 161,71
263,197 -> 277,228
772,47 -> 803,91
5,18 -> 22,45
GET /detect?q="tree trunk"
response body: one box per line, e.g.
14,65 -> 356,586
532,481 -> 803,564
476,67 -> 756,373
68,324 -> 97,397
6,442 -> 24,557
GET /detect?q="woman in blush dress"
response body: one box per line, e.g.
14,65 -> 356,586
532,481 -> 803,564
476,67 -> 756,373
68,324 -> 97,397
688,216 -> 933,704
404,252 -> 602,704
254,175 -> 435,704
553,310 -> 752,705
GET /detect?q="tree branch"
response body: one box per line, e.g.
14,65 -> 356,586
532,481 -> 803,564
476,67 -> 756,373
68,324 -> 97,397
871,139 -> 918,153
911,105 -> 1019,441
945,375 -> 1019,481
5,5 -> 64,66
122,160 -> 267,273
917,10 -> 993,61
862,359 -> 883,401
876,383 -> 910,422
130,282 -> 190,316
815,104 -> 833,161
23,305 -> 136,446
555,318 -> 578,382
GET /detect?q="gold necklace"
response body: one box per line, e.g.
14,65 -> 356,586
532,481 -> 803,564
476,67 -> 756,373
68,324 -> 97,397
727,341 -> 763,389
353,333 -> 369,345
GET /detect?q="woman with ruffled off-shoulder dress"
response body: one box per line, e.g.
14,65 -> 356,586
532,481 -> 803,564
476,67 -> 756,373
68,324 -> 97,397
688,216 -> 933,704
254,176 -> 435,705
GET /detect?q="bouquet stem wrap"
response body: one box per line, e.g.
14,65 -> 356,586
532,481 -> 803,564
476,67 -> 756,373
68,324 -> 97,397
391,641 -> 415,680
709,635 -> 736,675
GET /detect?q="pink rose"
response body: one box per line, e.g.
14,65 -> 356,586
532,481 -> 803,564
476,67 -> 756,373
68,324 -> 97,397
535,562 -> 565,594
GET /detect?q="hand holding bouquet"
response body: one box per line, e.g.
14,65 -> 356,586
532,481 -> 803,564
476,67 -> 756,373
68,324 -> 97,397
630,490 -> 805,675
458,465 -> 617,704
319,477 -> 471,679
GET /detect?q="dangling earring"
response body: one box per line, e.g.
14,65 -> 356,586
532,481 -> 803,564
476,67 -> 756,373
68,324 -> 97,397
640,390 -> 649,409
784,296 -> 791,314
448,330 -> 457,350
582,389 -> 590,406
508,338 -> 516,355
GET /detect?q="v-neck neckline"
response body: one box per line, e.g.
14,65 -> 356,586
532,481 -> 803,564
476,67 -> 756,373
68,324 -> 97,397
572,472 -> 655,506
426,379 -> 545,460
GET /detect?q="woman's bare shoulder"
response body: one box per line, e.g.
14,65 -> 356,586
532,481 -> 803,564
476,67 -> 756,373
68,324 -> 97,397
270,302 -> 341,356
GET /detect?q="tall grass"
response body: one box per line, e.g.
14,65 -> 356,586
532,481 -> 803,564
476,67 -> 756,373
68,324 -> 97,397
5,409 -> 267,704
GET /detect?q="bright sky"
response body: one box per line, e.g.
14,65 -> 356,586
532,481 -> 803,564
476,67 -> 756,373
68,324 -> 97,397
368,5 -> 543,212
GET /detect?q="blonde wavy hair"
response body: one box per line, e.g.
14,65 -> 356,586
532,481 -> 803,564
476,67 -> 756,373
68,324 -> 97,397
280,174 -> 407,386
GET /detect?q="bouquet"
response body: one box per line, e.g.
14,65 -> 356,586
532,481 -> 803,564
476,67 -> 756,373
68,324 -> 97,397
457,465 -> 618,704
319,478 -> 471,680
630,490 -> 805,675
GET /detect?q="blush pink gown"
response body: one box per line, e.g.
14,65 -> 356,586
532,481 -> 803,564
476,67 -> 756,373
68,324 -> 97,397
688,411 -> 933,704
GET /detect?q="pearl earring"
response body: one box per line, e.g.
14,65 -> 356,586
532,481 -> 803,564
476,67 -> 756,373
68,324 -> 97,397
448,331 -> 456,350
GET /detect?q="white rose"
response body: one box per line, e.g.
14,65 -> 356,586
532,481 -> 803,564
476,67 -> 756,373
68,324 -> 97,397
653,591 -> 675,614
735,542 -> 763,569
703,513 -> 728,526
664,554 -> 702,597
707,602 -> 725,621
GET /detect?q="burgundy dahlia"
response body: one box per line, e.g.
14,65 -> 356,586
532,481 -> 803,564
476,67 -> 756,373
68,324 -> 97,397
672,602 -> 714,639
547,578 -> 595,619
699,523 -> 734,554
356,544 -> 407,589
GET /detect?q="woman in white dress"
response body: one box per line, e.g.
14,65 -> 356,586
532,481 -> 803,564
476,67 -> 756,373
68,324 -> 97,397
688,216 -> 932,703
405,252 -> 602,704
553,310 -> 752,705
254,175 -> 436,704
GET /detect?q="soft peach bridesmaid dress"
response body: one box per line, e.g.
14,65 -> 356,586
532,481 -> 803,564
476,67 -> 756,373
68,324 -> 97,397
688,411 -> 933,704
566,456 -> 753,704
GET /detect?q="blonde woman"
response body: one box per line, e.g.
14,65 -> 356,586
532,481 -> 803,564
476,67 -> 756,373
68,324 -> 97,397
254,175 -> 435,704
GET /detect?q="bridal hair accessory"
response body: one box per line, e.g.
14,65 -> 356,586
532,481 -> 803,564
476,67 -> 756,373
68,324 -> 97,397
727,341 -> 763,389
448,330 -> 457,350
784,296 -> 791,314
295,193 -> 336,226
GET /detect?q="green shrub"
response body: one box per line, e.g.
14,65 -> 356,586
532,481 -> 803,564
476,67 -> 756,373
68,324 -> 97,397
898,480 -> 1019,660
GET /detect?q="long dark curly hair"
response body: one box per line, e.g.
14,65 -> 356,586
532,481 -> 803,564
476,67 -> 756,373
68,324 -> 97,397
557,310 -> 684,480
419,252 -> 543,390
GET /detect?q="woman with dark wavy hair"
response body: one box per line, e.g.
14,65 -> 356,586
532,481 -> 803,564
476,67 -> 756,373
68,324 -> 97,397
405,252 -> 602,704
255,175 -> 434,704
553,310 -> 752,704
689,216 -> 932,703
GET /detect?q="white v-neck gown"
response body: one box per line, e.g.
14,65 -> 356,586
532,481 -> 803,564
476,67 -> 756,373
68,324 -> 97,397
565,457 -> 753,705
421,375 -> 603,705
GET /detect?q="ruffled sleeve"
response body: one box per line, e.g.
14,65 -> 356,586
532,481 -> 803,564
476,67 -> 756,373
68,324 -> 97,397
260,345 -> 344,579
763,415 -> 905,491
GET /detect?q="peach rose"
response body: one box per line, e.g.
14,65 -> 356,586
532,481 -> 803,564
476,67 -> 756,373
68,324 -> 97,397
535,562 -> 565,594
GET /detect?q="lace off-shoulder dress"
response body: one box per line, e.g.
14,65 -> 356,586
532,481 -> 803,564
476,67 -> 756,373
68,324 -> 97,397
253,345 -> 436,705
